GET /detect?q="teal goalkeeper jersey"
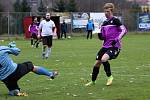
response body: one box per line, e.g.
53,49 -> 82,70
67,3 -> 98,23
0,46 -> 20,80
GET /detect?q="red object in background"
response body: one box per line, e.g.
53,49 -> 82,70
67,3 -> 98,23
23,16 -> 32,38
23,16 -> 60,39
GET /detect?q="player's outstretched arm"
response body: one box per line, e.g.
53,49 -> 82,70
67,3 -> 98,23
0,45 -> 20,56
118,25 -> 127,40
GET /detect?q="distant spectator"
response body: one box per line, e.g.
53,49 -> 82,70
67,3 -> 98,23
60,20 -> 67,39
86,19 -> 94,39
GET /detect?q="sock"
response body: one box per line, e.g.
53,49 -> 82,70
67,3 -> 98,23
92,66 -> 100,82
45,48 -> 51,57
103,61 -> 111,77
33,66 -> 53,77
42,46 -> 46,55
34,40 -> 38,45
36,40 -> 39,48
31,38 -> 33,45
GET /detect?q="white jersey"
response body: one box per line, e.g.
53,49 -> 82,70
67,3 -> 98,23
39,20 -> 55,36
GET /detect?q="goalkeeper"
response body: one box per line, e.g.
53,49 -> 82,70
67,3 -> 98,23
85,3 -> 127,86
0,42 -> 58,96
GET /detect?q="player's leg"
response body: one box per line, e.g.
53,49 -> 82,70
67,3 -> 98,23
31,34 -> 34,47
61,32 -> 64,38
20,61 -> 58,79
32,34 -> 38,47
87,31 -> 90,39
90,30 -> 92,39
1,62 -> 31,96
103,61 -> 111,77
33,66 -> 58,79
64,32 -> 67,38
16,61 -> 58,79
2,79 -> 21,96
34,35 -> 39,48
103,61 -> 113,86
85,48 -> 106,86
42,45 -> 47,59
101,53 -> 113,86
35,39 -> 40,48
101,48 -> 120,86
42,36 -> 47,59
85,60 -> 101,86
45,35 -> 52,59
2,61 -> 58,96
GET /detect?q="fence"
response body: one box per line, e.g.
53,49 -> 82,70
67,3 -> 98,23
0,11 -> 141,39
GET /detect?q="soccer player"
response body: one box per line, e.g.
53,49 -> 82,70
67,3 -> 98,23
86,19 -> 95,39
85,3 -> 127,86
0,42 -> 58,96
28,17 -> 40,48
38,13 -> 56,59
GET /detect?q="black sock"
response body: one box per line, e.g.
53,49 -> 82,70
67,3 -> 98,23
34,40 -> 37,45
103,61 -> 111,77
36,42 -> 39,48
92,66 -> 100,82
31,39 -> 33,45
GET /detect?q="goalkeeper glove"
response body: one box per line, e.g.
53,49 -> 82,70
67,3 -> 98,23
8,41 -> 16,48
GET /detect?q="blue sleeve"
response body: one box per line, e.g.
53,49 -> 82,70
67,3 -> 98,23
8,48 -> 21,56
0,46 -> 21,56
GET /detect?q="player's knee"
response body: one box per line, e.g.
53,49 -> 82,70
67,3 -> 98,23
101,54 -> 109,62
94,60 -> 102,67
101,58 -> 108,63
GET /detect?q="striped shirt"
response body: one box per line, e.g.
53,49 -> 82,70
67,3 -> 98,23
0,46 -> 20,80
101,17 -> 127,48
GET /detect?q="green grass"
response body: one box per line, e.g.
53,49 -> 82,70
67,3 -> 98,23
0,34 -> 150,100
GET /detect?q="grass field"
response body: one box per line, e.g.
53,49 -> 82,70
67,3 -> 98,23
0,34 -> 150,100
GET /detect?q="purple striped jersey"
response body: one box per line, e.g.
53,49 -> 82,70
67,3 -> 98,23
28,23 -> 39,35
100,17 -> 127,48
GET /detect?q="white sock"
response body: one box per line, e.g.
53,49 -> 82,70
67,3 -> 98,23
45,48 -> 51,57
42,46 -> 46,55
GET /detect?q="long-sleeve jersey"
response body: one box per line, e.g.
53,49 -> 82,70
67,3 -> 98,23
0,46 -> 20,80
28,23 -> 39,35
101,17 -> 127,49
86,20 -> 94,31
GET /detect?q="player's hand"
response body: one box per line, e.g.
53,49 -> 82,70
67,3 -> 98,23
111,40 -> 117,46
111,38 -> 119,46
8,41 -> 16,48
37,35 -> 41,39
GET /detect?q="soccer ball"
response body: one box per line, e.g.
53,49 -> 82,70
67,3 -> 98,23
67,36 -> 71,39
0,40 -> 4,42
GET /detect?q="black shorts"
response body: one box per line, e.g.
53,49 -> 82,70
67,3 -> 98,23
31,33 -> 38,39
96,47 -> 120,60
42,35 -> 53,47
2,61 -> 34,91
